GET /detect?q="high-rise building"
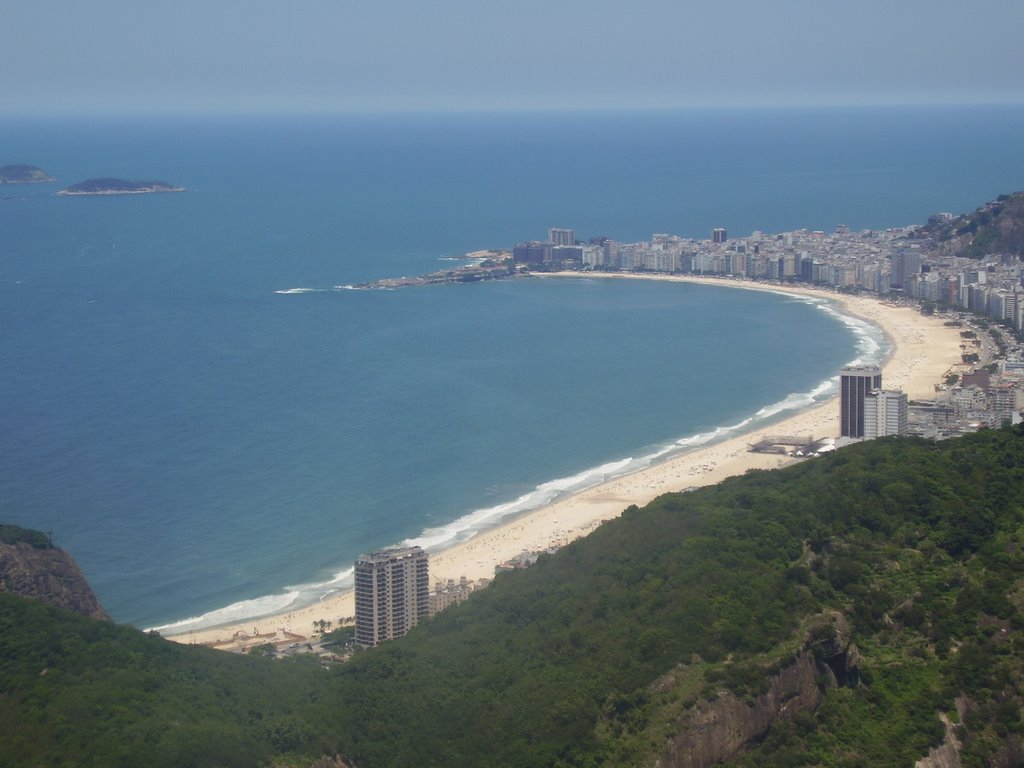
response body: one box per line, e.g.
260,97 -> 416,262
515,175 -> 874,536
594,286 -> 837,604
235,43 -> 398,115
863,389 -> 908,438
354,546 -> 430,647
548,228 -> 575,247
712,228 -> 728,243
840,365 -> 883,438
891,249 -> 922,291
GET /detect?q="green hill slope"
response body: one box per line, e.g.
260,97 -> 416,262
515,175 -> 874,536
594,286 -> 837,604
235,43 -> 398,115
925,192 -> 1024,258
3,427 -> 1024,767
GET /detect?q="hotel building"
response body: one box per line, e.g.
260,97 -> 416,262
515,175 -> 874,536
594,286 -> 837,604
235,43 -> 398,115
354,546 -> 430,647
548,227 -> 575,247
863,389 -> 908,438
840,365 -> 883,438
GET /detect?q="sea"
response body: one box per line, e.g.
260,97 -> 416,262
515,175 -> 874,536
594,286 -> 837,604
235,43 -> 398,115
3,105 -> 1024,632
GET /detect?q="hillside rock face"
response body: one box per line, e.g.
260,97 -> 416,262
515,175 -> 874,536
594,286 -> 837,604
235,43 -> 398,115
655,614 -> 859,768
928,192 -> 1024,259
0,539 -> 109,620
914,713 -> 962,768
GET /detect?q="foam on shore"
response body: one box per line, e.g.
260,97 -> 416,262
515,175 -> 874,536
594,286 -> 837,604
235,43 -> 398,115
150,591 -> 302,634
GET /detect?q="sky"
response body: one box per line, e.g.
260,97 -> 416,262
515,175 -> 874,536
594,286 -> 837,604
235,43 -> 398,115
4,0 -> 1024,115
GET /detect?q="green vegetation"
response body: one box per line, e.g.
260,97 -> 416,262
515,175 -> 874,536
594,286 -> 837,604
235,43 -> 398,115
4,427 -> 1024,766
0,523 -> 52,549
0,595 -> 336,767
927,191 -> 1024,259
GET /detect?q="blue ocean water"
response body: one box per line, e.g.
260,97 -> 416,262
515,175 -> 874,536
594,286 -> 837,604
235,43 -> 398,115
2,106 -> 1023,630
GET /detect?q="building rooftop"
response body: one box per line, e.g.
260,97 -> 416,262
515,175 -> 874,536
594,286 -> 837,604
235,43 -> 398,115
356,546 -> 427,565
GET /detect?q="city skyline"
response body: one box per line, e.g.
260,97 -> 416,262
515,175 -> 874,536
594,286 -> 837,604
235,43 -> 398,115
4,0 -> 1024,116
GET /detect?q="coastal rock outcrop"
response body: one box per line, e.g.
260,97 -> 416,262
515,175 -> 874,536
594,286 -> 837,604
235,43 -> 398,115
655,613 -> 860,768
0,526 -> 109,620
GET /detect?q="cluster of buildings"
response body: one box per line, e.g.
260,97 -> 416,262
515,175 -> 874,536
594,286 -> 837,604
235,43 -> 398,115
353,546 -> 492,647
513,218 -> 1024,436
910,356 -> 1024,438
429,575 -> 489,614
830,326 -> 1024,442
512,220 -> 1024,333
839,365 -> 907,439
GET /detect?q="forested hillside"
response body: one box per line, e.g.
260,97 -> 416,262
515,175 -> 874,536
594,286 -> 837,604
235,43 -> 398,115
3,427 -> 1024,767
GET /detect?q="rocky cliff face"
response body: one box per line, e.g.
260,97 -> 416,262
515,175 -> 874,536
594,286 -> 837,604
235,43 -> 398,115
0,539 -> 109,620
914,713 -> 963,768
655,613 -> 859,768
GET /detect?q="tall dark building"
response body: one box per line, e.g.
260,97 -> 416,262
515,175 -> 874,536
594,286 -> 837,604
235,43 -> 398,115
354,546 -> 430,647
799,257 -> 815,283
712,228 -> 728,243
840,365 -> 883,438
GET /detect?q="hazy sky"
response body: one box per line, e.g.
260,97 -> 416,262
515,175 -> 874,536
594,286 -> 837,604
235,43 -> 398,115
5,0 -> 1024,114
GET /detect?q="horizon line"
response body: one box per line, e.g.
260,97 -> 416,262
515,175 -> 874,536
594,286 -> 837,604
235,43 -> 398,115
3,99 -> 1024,120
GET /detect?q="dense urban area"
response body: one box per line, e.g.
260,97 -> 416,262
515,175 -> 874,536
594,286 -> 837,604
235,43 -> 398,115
506,200 -> 1024,437
376,194 -> 1024,442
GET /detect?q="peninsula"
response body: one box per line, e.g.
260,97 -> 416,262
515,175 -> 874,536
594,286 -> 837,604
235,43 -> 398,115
57,177 -> 185,196
352,250 -> 513,289
0,164 -> 54,184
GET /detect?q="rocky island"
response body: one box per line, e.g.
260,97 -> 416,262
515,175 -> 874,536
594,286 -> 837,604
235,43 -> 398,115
0,164 -> 55,184
58,177 -> 185,196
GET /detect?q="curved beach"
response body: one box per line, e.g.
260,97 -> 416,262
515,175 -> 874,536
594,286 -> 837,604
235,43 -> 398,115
167,275 -> 966,646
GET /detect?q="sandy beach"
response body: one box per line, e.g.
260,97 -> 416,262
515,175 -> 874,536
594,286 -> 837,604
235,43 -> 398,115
168,274 -> 966,647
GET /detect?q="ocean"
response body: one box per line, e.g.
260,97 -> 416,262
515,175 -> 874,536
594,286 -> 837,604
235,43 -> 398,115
2,105 -> 1023,630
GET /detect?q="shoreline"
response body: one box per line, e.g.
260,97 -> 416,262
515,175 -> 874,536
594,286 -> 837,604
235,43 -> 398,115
165,274 -> 966,647
56,187 -> 186,196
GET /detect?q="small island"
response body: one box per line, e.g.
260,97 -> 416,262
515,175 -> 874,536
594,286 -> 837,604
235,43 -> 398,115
0,164 -> 55,184
57,177 -> 185,196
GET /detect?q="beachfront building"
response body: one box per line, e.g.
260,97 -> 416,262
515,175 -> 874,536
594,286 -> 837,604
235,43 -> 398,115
512,240 -> 554,264
354,546 -> 430,647
863,389 -> 908,438
840,365 -> 883,438
428,575 -> 489,615
548,227 -> 575,247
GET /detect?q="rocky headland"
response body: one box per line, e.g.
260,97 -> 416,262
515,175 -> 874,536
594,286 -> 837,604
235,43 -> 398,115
0,524 -> 109,620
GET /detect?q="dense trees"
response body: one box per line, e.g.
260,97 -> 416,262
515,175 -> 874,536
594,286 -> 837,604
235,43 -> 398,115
3,426 -> 1024,766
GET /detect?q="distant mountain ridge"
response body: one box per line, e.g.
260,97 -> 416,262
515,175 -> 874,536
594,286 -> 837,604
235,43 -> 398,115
925,191 -> 1024,258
